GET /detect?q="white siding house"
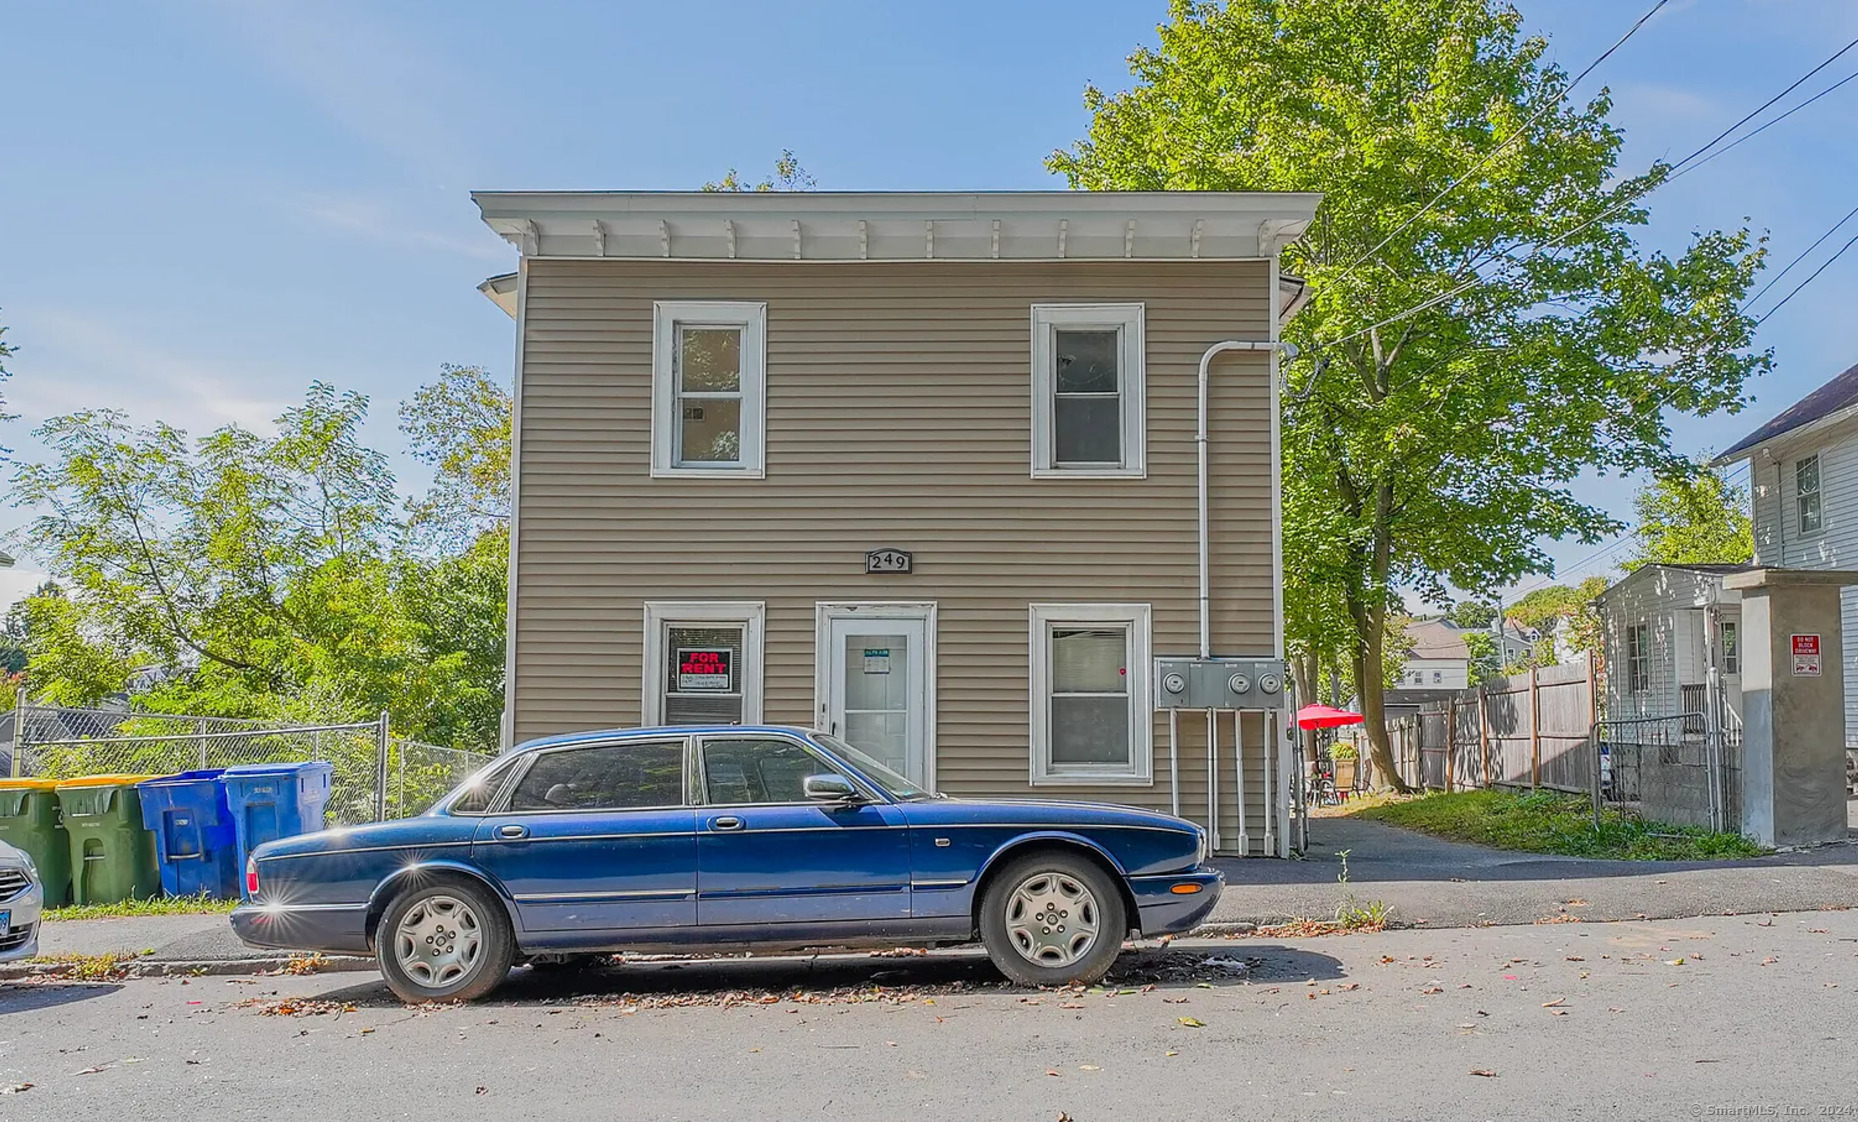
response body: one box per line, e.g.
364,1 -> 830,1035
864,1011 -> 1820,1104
1592,564 -> 1748,726
1718,360 -> 1858,748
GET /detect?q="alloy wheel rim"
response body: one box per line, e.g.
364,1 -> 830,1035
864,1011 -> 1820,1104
1004,871 -> 1101,968
394,894 -> 483,989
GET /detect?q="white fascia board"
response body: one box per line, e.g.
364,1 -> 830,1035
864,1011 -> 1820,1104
478,272 -> 519,319
470,190 -> 1322,263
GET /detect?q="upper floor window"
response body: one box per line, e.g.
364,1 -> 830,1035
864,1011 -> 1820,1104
652,301 -> 767,478
1030,304 -> 1146,478
1796,454 -> 1823,535
1626,622 -> 1651,695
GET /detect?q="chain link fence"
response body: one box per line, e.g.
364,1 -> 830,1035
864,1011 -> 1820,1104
7,697 -> 492,826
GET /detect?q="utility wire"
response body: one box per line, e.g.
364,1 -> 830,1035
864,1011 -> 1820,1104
1743,202 -> 1858,309
1665,67 -> 1858,186
1327,0 -> 1671,287
1755,229 -> 1858,324
1307,34 -> 1858,357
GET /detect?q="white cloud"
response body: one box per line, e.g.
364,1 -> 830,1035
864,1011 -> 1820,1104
294,192 -> 508,261
186,0 -> 474,181
6,308 -> 294,433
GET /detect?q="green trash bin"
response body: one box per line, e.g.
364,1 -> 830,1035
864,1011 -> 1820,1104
57,775 -> 161,905
0,779 -> 70,906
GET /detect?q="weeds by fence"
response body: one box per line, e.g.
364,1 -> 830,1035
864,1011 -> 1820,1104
8,699 -> 491,826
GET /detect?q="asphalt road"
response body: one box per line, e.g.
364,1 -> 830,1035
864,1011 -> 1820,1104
6,911 -> 1858,1121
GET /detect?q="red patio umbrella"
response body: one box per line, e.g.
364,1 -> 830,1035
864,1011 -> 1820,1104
1296,703 -> 1365,730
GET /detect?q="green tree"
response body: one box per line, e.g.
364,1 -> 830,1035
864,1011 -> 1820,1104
1446,600 -> 1498,630
399,363 -> 512,547
702,150 -> 817,193
1462,629 -> 1503,684
1051,0 -> 1768,790
10,382 -> 507,750
1624,464 -> 1752,571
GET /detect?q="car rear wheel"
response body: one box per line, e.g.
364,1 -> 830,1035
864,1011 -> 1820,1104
978,852 -> 1125,987
377,881 -> 514,1004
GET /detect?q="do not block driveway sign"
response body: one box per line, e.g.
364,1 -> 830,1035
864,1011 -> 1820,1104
1792,633 -> 1822,677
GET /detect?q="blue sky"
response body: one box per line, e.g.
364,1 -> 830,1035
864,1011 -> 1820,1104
4,0 -> 1857,610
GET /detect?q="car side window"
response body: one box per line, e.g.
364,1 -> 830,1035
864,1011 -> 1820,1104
448,757 -> 522,815
700,738 -> 843,805
506,741 -> 686,812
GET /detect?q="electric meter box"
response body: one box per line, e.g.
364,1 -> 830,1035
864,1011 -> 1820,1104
1153,657 -> 1287,710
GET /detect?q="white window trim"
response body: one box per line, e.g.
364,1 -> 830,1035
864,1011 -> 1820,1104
651,301 -> 768,478
642,601 -> 765,726
1030,303 -> 1146,479
813,601 -> 939,790
1795,453 -> 1824,536
1028,602 -> 1153,786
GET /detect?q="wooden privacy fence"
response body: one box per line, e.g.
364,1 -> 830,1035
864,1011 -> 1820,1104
1370,655 -> 1598,794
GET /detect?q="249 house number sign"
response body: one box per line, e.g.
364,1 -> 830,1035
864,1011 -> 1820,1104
865,548 -> 913,574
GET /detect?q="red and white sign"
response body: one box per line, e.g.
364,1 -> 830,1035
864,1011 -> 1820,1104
1792,634 -> 1822,678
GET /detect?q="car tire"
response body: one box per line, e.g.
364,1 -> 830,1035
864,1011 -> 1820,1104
978,851 -> 1126,988
377,880 -> 514,1004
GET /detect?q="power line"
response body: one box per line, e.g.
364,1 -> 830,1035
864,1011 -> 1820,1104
1308,35 -> 1858,357
1755,229 -> 1858,324
1326,0 -> 1671,288
1665,67 -> 1858,186
1744,203 -> 1858,309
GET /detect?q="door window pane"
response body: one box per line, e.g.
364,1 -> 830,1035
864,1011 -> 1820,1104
1049,626 -> 1131,768
507,741 -> 686,812
842,633 -> 909,776
665,625 -> 744,725
449,757 -> 522,814
701,738 -> 841,804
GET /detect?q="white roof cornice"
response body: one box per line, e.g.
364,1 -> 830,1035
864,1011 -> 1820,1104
471,190 -> 1321,263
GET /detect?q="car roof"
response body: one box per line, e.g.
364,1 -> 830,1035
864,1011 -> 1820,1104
509,724 -> 823,755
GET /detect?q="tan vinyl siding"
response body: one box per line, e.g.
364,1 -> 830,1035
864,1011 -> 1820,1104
512,259 -> 1280,846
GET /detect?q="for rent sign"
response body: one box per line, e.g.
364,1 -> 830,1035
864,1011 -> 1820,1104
1792,634 -> 1822,678
676,648 -> 735,692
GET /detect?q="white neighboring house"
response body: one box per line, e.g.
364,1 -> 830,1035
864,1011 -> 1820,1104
1592,563 -> 1750,726
1715,359 -> 1858,749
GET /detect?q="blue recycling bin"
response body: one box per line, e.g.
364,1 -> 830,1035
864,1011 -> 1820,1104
221,762 -> 335,868
136,770 -> 241,899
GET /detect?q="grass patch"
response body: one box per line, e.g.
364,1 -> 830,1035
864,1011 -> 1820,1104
45,894 -> 238,923
1353,788 -> 1770,860
23,952 -> 136,980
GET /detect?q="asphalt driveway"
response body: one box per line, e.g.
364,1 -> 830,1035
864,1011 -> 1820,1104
1207,814 -> 1858,928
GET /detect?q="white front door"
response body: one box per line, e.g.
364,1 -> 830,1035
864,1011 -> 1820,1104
819,606 -> 934,787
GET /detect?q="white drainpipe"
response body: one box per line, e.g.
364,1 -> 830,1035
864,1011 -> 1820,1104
1197,340 -> 1298,658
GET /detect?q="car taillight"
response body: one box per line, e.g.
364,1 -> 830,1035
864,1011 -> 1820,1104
246,857 -> 260,897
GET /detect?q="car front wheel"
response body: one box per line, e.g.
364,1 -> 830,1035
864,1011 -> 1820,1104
377,881 -> 514,1004
978,852 -> 1125,987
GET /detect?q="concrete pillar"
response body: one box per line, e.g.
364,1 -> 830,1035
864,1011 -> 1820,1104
1721,568 -> 1858,847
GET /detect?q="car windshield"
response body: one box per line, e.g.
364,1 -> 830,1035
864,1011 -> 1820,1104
810,733 -> 934,801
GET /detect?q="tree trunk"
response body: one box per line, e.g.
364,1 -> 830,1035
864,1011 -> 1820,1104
1349,599 -> 1413,794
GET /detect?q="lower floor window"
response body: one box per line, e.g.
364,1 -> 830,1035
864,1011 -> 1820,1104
643,601 -> 765,726
1030,603 -> 1152,784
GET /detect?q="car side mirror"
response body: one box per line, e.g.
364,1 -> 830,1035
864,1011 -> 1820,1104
803,774 -> 863,805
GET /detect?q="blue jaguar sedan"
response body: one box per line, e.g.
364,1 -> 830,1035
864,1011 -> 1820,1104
231,725 -> 1223,1002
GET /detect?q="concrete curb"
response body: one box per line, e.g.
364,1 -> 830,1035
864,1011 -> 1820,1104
2,955 -> 375,981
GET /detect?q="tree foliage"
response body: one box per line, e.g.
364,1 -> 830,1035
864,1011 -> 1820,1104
1051,0 -> 1769,790
1624,463 -> 1752,571
10,378 -> 509,751
1508,575 -> 1609,665
702,150 -> 817,193
1446,599 -> 1497,630
399,364 -> 512,548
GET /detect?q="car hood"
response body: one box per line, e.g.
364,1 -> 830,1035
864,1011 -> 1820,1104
900,796 -> 1198,834
0,839 -> 29,870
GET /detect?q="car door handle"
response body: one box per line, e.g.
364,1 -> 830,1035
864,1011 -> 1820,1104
496,824 -> 529,840
709,816 -> 744,832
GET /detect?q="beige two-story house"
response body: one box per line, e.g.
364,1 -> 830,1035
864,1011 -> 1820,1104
472,190 -> 1319,856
